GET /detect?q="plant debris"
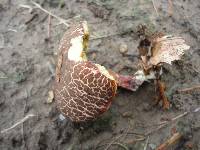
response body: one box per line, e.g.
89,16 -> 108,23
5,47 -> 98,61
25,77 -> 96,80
137,25 -> 190,108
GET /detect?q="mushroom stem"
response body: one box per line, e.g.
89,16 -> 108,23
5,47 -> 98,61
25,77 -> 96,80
110,70 -> 152,91
115,74 -> 143,91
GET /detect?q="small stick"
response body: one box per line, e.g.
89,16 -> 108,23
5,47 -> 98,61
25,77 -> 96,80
156,80 -> 170,109
170,112 -> 188,122
31,1 -> 69,27
144,136 -> 149,150
22,89 -> 29,148
19,4 -> 33,13
0,114 -> 36,134
177,85 -> 200,93
47,15 -> 52,40
168,0 -> 173,17
159,111 -> 188,125
0,34 -> 5,49
0,76 -> 8,79
105,134 -> 125,150
110,142 -> 128,150
90,31 -> 129,40
145,107 -> 200,136
151,0 -> 159,16
7,29 -> 18,32
125,137 -> 146,144
25,13 -> 38,24
156,132 -> 182,150
145,122 -> 168,137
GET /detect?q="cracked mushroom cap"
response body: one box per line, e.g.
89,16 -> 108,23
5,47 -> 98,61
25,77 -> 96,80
54,21 -> 117,122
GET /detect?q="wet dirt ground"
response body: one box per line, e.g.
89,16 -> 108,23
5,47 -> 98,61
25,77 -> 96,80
0,0 -> 200,150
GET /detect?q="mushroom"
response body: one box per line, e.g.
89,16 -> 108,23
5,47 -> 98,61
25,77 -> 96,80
54,21 -> 150,122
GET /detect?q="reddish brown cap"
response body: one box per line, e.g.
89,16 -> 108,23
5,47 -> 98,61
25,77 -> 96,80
54,21 -> 117,122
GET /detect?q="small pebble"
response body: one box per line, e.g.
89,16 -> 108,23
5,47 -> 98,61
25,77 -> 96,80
47,90 -> 54,104
91,52 -> 97,60
59,114 -> 66,121
122,111 -> 132,117
149,143 -> 157,150
119,43 -> 128,55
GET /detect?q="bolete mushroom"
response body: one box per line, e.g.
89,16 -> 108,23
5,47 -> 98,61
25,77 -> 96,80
54,21 -> 150,122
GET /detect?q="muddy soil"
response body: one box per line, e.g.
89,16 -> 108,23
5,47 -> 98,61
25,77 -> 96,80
0,0 -> 200,150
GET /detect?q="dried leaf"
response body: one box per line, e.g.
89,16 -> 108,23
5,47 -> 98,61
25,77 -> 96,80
150,35 -> 190,65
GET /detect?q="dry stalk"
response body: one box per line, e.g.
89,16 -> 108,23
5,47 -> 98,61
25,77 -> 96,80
19,4 -> 33,13
31,1 -> 69,27
0,114 -> 36,134
0,33 -> 5,49
105,134 -> 125,150
168,0 -> 173,16
110,142 -> 128,150
48,15 -> 52,40
156,132 -> 182,150
90,30 -> 129,40
144,136 -> 150,150
103,127 -> 131,150
177,85 -> 200,93
145,106 -> 200,136
151,0 -> 159,16
21,89 -> 29,148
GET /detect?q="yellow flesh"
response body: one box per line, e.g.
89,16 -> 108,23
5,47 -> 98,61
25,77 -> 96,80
68,36 -> 84,61
69,21 -> 115,81
94,64 -> 115,80
82,21 -> 89,61
67,21 -> 89,61
83,22 -> 115,80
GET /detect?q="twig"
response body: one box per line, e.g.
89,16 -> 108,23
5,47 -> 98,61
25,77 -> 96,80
52,15 -> 81,27
0,114 -> 36,134
144,136 -> 149,150
156,132 -> 182,150
7,29 -> 18,32
110,142 -> 128,150
25,13 -> 38,24
158,111 -> 188,125
47,15 -> 52,40
145,106 -> 200,136
155,80 -> 170,109
151,0 -> 159,16
168,0 -> 173,17
125,137 -> 146,144
0,76 -> 8,79
19,4 -> 33,13
0,33 -> 5,49
120,126 -> 131,142
145,122 -> 168,137
31,1 -> 69,27
170,112 -> 188,122
177,85 -> 200,93
90,31 -> 128,40
105,134 -> 124,150
104,127 -> 131,150
21,89 -> 29,149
